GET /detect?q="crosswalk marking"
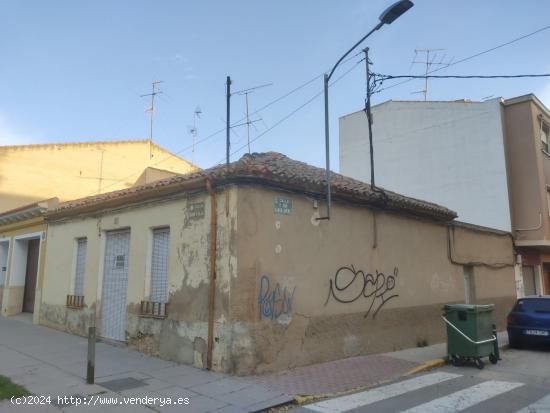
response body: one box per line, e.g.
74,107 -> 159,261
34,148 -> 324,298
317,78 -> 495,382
399,380 -> 524,413
305,372 -> 461,413
516,393 -> 550,412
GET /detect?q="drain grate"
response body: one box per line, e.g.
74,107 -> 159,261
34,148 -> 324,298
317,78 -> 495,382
97,377 -> 146,392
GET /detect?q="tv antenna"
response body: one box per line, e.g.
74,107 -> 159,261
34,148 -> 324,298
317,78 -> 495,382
410,49 -> 453,100
187,106 -> 202,163
140,80 -> 163,158
233,82 -> 272,153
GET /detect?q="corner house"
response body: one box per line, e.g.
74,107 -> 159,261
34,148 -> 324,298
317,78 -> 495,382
41,152 -> 516,374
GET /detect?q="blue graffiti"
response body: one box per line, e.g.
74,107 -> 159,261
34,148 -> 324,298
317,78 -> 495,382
258,275 -> 296,320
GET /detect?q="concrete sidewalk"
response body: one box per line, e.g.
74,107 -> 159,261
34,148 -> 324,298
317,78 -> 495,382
252,331 -> 509,397
0,315 -> 291,412
0,314 -> 509,412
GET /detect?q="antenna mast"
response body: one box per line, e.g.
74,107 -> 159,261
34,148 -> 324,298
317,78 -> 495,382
411,49 -> 452,100
233,82 -> 272,153
140,80 -> 163,158
188,106 -> 202,163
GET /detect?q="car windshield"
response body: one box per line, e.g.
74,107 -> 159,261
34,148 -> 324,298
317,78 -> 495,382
515,299 -> 550,313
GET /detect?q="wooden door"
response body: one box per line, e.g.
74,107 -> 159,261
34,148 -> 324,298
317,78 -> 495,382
22,239 -> 40,313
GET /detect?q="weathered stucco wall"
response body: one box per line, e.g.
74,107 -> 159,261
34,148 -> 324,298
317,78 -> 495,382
232,186 -> 516,374
41,187 -> 237,372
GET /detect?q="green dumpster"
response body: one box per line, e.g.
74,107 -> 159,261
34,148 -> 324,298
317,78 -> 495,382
442,304 -> 499,369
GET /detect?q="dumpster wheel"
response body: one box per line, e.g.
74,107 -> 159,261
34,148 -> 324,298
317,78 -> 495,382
489,353 -> 498,365
474,358 -> 485,369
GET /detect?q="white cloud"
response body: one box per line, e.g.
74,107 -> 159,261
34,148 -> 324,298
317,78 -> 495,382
0,114 -> 36,146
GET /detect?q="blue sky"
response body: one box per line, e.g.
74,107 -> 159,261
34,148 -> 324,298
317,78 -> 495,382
2,1 -> 550,171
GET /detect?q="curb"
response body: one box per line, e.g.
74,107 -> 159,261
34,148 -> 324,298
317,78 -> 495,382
405,358 -> 447,375
293,378 -> 394,405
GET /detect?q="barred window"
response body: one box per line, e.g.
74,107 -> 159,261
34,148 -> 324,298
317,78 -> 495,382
150,228 -> 170,303
74,238 -> 87,296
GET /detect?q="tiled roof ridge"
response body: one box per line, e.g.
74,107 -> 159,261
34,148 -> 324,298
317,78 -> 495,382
48,151 -> 457,221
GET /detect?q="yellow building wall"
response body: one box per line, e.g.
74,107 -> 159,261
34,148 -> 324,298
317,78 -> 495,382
41,188 -> 237,371
0,140 -> 198,213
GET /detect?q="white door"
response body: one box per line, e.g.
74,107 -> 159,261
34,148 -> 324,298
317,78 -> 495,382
101,230 -> 130,341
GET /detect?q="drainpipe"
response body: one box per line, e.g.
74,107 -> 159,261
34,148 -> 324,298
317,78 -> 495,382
206,179 -> 217,370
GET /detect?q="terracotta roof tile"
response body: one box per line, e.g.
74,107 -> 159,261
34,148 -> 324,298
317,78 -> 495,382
49,152 -> 457,221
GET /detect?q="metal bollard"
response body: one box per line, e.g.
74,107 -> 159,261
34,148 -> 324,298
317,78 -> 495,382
87,327 -> 96,384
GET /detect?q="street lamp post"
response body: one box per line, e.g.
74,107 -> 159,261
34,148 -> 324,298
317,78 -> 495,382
318,0 -> 414,220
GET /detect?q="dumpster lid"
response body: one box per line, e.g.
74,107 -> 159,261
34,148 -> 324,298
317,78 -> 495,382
443,304 -> 494,312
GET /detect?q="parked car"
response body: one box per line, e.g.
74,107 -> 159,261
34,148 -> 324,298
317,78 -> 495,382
507,296 -> 550,348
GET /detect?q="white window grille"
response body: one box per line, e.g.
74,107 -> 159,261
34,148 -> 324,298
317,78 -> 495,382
74,238 -> 87,296
150,228 -> 170,303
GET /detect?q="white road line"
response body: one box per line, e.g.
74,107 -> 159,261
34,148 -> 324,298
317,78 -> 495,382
399,380 -> 524,413
516,393 -> 550,412
305,372 -> 462,413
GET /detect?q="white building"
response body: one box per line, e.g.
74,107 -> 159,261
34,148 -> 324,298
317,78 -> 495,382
339,98 -> 511,231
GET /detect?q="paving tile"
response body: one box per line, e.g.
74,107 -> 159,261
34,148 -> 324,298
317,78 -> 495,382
97,377 -> 147,392
154,385 -> 200,399
245,394 -> 294,412
0,400 -> 62,412
210,405 -> 248,413
159,395 -> 226,413
189,377 -> 251,397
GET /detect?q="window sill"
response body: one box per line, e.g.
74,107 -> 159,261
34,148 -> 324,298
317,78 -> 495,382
66,294 -> 85,309
138,313 -> 168,320
541,148 -> 550,158
139,300 -> 169,319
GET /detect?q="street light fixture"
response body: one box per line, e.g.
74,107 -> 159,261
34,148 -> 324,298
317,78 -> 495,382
318,0 -> 414,220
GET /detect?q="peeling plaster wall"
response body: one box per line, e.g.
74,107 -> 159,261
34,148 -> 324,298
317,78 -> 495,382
41,188 -> 236,371
233,186 -> 516,374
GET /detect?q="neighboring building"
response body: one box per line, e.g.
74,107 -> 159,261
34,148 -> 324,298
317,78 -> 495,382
40,152 -> 515,374
0,139 -> 198,213
339,94 -> 550,297
0,139 -> 197,323
0,198 -> 58,324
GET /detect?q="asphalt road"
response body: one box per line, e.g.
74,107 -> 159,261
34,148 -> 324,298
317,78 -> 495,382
293,346 -> 550,413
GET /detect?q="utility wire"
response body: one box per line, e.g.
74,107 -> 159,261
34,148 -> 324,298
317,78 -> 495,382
83,53 -> 363,196
222,58 -> 365,163
378,73 -> 550,80
378,24 -> 550,93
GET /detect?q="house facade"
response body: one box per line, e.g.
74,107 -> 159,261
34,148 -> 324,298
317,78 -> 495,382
339,94 -> 550,297
40,152 -> 516,374
0,139 -> 197,323
0,139 -> 198,213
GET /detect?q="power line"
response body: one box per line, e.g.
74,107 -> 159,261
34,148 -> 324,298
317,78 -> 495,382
378,24 -> 550,93
378,73 -> 550,80
86,55 -> 364,196
222,58 -> 365,163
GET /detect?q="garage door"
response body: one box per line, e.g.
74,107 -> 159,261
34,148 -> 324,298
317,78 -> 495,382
101,230 -> 130,341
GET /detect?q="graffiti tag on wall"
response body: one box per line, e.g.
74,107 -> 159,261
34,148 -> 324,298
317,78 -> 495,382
325,265 -> 399,319
258,275 -> 296,321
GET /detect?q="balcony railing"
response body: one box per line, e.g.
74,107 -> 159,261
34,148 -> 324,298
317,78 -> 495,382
66,294 -> 85,309
140,300 -> 168,319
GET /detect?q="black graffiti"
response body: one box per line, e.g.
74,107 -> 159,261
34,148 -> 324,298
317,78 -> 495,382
325,265 -> 399,319
258,275 -> 296,320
